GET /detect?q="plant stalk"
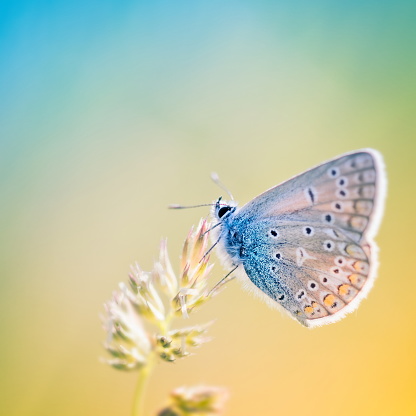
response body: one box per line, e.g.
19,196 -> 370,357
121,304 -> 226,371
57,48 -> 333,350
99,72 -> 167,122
132,355 -> 155,416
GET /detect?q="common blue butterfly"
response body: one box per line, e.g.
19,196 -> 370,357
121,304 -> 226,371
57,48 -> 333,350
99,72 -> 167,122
210,149 -> 386,327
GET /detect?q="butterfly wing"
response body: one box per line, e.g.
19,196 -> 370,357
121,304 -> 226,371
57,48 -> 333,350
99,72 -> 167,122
233,149 -> 386,327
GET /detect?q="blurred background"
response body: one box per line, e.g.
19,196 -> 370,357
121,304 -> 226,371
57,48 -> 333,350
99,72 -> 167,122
1,1 -> 415,415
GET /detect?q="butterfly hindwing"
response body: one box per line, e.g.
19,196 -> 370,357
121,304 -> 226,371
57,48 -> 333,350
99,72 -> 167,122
220,149 -> 386,327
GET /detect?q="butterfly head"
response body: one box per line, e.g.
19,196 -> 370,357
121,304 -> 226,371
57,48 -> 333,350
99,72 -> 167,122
213,197 -> 237,222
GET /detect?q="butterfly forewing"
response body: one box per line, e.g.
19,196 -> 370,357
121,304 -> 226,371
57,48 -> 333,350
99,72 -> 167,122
230,149 -> 386,327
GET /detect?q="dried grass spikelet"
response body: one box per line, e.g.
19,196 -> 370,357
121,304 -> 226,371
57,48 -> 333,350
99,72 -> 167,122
102,219 -> 230,370
158,385 -> 228,416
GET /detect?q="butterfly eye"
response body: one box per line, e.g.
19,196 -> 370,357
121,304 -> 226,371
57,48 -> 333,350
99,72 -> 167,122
217,206 -> 231,218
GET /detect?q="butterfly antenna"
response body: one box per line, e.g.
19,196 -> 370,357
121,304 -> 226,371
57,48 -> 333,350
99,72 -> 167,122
168,203 -> 215,209
211,172 -> 234,201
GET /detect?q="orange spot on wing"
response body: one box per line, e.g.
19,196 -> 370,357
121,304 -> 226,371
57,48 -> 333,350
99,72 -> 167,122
304,306 -> 314,314
338,284 -> 351,296
348,273 -> 365,288
353,261 -> 369,274
324,294 -> 336,307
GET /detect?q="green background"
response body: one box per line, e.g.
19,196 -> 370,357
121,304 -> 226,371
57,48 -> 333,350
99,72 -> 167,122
1,1 -> 415,415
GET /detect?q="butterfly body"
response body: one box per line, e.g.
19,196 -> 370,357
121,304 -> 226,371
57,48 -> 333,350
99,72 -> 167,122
212,149 -> 386,327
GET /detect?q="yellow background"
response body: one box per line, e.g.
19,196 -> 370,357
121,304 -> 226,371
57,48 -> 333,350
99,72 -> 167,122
1,2 -> 415,415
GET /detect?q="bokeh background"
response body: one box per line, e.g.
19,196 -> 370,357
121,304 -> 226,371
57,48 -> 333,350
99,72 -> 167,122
1,1 -> 415,415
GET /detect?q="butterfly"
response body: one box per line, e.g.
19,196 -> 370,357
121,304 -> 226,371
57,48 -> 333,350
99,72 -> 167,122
210,149 -> 387,327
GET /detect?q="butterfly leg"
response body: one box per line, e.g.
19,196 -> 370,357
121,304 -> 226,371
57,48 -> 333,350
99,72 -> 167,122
208,265 -> 238,296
